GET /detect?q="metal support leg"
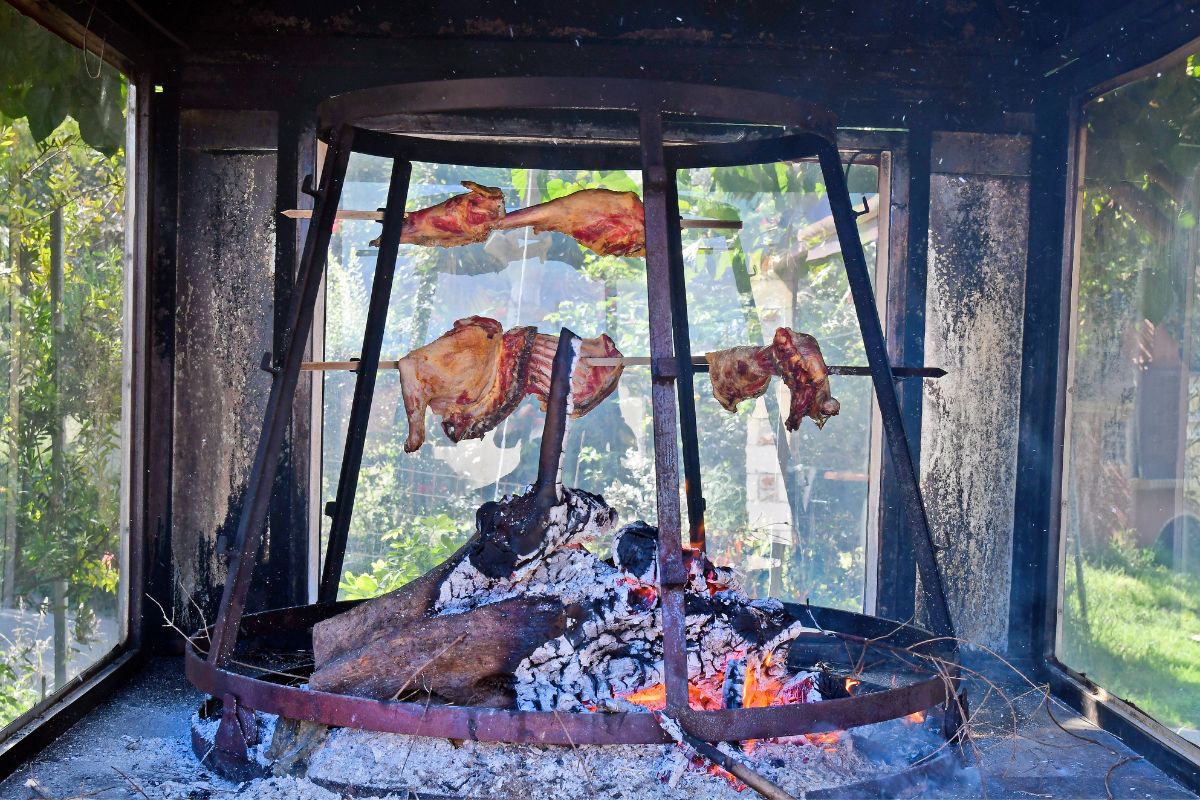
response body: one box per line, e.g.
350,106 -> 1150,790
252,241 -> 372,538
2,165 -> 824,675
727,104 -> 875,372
816,142 -> 956,642
639,109 -> 691,712
662,162 -> 707,553
207,126 -> 355,666
318,158 -> 413,602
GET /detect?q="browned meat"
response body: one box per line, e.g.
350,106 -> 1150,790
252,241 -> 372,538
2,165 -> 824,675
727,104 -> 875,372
398,181 -> 506,248
397,317 -> 623,451
397,316 -> 536,452
705,345 -> 775,413
705,328 -> 840,431
527,332 -> 625,417
497,189 -> 645,258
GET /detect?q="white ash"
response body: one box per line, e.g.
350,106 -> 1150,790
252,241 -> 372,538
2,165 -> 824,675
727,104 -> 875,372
433,483 -> 816,712
305,725 -> 879,800
437,486 -> 617,611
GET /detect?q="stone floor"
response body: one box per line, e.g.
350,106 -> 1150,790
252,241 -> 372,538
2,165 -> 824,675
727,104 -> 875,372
0,656 -> 1195,799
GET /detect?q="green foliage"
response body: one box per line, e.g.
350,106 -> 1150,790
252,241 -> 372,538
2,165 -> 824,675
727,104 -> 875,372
0,600 -> 48,726
338,514 -> 468,600
0,18 -> 127,729
1062,550 -> 1200,730
0,5 -> 126,155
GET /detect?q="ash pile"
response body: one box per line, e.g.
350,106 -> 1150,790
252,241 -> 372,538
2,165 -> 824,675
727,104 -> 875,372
311,486 -> 823,714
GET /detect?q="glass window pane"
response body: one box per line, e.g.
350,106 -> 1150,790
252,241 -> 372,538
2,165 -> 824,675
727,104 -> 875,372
1060,55 -> 1200,739
0,6 -> 129,731
322,161 -> 651,599
677,159 -> 883,610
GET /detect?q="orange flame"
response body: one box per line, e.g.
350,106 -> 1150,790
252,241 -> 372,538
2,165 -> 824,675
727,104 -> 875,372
904,710 -> 926,724
620,681 -> 724,712
845,677 -> 862,694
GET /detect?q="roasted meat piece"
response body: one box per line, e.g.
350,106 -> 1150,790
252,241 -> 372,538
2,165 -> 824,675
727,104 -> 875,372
392,181 -> 507,248
771,327 -> 840,430
397,316 -> 536,452
527,332 -> 624,416
705,328 -> 840,430
706,345 -> 775,412
498,189 -> 645,258
397,317 -> 624,451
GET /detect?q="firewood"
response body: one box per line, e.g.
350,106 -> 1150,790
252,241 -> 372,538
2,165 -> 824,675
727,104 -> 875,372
311,538 -> 476,669
308,596 -> 566,707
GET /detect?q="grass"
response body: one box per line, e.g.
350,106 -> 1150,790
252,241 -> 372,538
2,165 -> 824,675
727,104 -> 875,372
1061,543 -> 1200,731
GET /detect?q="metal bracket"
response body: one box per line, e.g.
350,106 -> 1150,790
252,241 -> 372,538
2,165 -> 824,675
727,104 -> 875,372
259,351 -> 280,376
651,356 -> 678,379
852,194 -> 870,220
301,174 -> 321,199
324,501 -> 336,518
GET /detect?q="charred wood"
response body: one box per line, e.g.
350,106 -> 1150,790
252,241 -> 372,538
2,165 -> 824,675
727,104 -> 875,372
308,595 -> 567,706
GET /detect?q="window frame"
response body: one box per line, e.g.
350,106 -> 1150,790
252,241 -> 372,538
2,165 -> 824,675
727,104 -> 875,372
0,2 -> 147,775
1047,39 -> 1200,783
305,137 -> 903,615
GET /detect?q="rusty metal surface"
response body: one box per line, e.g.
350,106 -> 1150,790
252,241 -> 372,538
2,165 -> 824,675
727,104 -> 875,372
319,78 -> 838,143
638,108 -> 692,714
185,603 -> 954,746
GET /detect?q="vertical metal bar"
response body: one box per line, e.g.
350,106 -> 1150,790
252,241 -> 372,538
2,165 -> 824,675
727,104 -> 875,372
1009,95 -> 1075,659
49,208 -> 67,689
639,109 -> 691,712
878,126 -> 930,623
317,158 -> 412,603
208,126 -> 355,665
817,141 -> 956,642
662,166 -> 706,552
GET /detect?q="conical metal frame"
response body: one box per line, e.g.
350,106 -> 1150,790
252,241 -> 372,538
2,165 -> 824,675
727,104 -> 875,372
187,78 -> 959,775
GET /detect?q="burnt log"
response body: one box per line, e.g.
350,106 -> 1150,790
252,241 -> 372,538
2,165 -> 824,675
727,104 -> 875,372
308,596 -> 567,707
311,538 -> 475,668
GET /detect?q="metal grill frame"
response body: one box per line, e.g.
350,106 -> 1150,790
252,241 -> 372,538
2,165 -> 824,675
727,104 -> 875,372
186,77 -> 960,773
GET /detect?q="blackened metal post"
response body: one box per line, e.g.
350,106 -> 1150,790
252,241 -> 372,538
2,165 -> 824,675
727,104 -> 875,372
534,328 -> 578,506
639,109 -> 692,712
318,158 -> 413,603
208,126 -> 355,665
661,161 -> 707,553
816,142 -> 956,642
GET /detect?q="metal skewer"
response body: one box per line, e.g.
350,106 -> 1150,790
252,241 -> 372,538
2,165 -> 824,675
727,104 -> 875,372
300,357 -> 946,379
282,208 -> 742,230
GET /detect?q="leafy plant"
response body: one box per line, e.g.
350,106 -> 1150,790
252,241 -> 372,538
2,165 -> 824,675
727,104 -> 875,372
338,513 -> 468,600
0,7 -> 127,730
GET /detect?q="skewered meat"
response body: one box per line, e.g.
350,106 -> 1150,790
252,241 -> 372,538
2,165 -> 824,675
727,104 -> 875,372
706,346 -> 775,412
527,332 -> 624,417
772,327 -> 840,430
397,317 -> 624,451
381,181 -> 506,248
497,189 -> 645,258
397,316 -> 536,452
705,328 -> 840,430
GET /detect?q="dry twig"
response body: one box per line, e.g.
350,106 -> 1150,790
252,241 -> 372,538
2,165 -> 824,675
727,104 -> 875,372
111,767 -> 151,799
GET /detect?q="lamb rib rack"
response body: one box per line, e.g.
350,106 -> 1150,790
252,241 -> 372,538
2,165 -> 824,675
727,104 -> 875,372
397,316 -> 624,452
706,327 -> 841,430
497,188 -> 646,258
